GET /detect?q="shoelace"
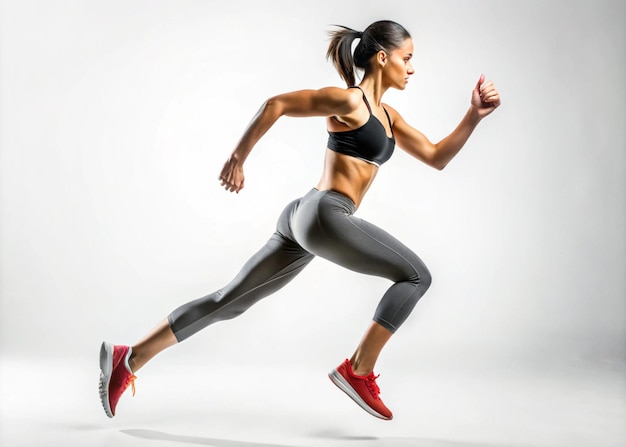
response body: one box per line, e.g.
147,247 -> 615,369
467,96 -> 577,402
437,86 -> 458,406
365,373 -> 381,399
126,374 -> 137,396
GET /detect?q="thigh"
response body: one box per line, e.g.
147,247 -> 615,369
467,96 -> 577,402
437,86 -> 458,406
222,232 -> 315,298
293,191 -> 426,282
322,215 -> 426,282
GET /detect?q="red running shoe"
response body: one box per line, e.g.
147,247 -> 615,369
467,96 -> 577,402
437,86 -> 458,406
328,359 -> 393,420
99,341 -> 136,418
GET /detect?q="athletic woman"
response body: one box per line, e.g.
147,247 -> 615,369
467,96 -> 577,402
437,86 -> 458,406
99,20 -> 501,421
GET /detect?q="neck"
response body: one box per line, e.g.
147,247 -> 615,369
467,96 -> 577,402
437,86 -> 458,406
358,74 -> 389,106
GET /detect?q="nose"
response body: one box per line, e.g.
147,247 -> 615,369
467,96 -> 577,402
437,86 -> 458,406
407,61 -> 415,75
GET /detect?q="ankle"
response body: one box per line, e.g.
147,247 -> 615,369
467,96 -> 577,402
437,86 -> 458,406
350,359 -> 374,376
128,350 -> 142,373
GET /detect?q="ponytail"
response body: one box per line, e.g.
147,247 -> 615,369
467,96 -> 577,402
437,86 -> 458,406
326,26 -> 362,87
326,21 -> 412,87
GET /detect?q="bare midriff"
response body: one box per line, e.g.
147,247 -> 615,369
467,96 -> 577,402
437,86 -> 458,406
315,149 -> 379,209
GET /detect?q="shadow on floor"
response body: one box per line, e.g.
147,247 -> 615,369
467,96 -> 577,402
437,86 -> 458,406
122,428 -> 522,447
310,431 -> 518,447
121,429 -> 295,447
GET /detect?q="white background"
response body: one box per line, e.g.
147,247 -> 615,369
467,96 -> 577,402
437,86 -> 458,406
0,1 -> 624,446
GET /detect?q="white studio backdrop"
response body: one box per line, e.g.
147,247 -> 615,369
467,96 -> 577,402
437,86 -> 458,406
0,0 -> 624,372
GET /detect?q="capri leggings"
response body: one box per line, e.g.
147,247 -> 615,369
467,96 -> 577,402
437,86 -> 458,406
168,188 -> 432,342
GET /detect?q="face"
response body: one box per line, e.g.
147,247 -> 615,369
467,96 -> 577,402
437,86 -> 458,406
380,38 -> 415,90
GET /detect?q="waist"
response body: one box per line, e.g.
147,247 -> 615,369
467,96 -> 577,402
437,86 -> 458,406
317,149 -> 378,208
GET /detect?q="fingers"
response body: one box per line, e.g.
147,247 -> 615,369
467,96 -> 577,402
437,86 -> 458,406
479,79 -> 501,106
218,163 -> 244,193
471,74 -> 501,116
476,73 -> 485,90
219,181 -> 242,193
219,175 -> 243,193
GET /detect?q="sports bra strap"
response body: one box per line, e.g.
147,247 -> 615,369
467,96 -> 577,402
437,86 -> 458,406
349,86 -> 392,130
382,107 -> 393,131
349,86 -> 372,114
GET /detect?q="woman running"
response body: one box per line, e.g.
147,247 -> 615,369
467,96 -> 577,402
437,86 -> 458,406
99,19 -> 501,421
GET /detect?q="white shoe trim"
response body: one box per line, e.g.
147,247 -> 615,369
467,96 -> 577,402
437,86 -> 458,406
123,346 -> 133,374
328,368 -> 390,420
98,341 -> 114,418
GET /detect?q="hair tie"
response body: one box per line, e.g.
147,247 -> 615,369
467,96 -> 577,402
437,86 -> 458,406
356,31 -> 363,38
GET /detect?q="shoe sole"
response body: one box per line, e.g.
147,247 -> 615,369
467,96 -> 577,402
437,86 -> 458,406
328,369 -> 392,420
98,341 -> 114,418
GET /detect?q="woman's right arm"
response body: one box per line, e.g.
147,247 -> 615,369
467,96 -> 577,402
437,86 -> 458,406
219,87 -> 359,193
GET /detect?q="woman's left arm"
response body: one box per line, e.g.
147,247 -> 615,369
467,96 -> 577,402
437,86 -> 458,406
390,74 -> 501,170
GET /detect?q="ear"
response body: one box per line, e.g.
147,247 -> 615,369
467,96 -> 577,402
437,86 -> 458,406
376,50 -> 387,67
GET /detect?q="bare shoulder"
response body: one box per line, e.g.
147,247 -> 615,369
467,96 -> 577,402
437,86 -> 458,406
381,103 -> 405,125
316,86 -> 363,114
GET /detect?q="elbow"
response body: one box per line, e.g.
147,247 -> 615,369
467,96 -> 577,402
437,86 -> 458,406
433,160 -> 447,171
263,97 -> 284,118
427,152 -> 448,171
421,144 -> 447,170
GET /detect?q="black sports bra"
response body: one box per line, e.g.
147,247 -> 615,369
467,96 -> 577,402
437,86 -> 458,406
327,86 -> 395,167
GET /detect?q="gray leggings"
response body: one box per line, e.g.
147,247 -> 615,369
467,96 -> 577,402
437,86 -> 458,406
168,188 -> 432,342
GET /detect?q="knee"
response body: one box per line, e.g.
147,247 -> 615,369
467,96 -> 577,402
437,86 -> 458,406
412,263 -> 432,292
419,266 -> 432,291
400,250 -> 431,291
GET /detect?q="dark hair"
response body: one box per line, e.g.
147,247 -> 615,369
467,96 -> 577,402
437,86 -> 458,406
326,20 -> 411,86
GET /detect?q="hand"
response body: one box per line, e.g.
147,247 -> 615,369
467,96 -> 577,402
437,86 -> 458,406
218,155 -> 245,193
471,74 -> 501,119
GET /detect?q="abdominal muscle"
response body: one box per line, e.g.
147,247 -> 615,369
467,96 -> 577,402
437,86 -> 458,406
315,149 -> 379,209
